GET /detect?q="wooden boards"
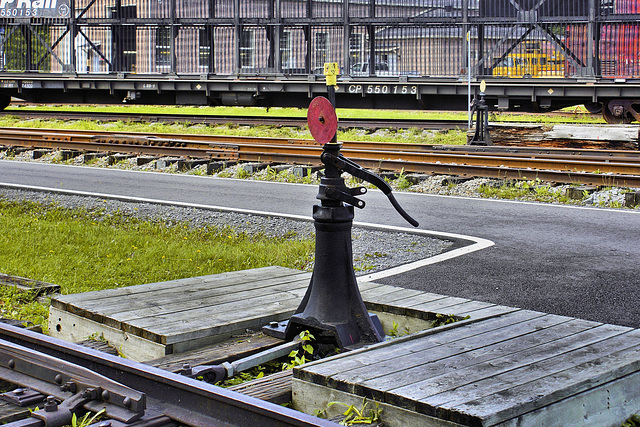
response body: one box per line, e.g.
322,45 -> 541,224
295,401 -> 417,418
294,309 -> 640,426
49,266 -> 310,359
48,266 -> 511,361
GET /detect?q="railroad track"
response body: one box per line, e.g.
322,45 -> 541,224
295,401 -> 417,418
2,127 -> 640,187
0,322 -> 331,427
1,109 -> 465,130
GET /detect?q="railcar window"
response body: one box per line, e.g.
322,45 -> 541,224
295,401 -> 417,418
315,32 -> 328,69
156,27 -> 171,69
240,28 -> 256,68
280,30 -> 293,69
199,28 -> 211,72
349,32 -> 365,71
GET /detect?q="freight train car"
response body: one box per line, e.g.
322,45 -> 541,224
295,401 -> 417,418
0,0 -> 639,123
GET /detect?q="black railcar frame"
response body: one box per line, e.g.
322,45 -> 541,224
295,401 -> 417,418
0,0 -> 638,118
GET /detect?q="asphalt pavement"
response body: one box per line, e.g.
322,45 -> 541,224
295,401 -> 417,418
1,160 -> 639,327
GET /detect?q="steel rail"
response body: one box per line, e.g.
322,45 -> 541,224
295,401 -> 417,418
0,323 -> 335,427
6,131 -> 640,176
2,128 -> 640,187
5,127 -> 640,160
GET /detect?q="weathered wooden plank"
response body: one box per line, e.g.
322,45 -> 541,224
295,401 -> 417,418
72,277 -> 307,337
59,269 -> 310,319
145,334 -> 283,371
229,369 -> 293,404
365,290 -> 448,315
99,278 -> 310,328
296,310 -> 543,385
71,271 -> 311,316
408,296 -> 472,312
292,379 -> 466,427
454,303 -> 519,319
0,273 -> 60,295
368,288 -> 429,305
356,281 -> 389,293
390,293 -> 470,312
440,331 -> 640,426
327,314 -> 579,398
415,324 -> 635,421
54,266 -> 300,306
359,284 -> 410,300
495,368 -> 640,427
425,300 -> 495,317
124,291 -> 306,346
479,123 -> 639,150
49,308 -> 168,361
125,282 -> 307,331
379,318 -> 603,408
0,400 -> 38,424
390,299 -> 497,322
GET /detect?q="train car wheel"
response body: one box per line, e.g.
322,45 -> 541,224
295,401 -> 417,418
0,95 -> 10,111
584,102 -> 602,114
603,102 -> 633,124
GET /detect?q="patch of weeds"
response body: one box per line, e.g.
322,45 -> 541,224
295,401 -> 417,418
387,321 -> 410,338
87,331 -> 107,342
315,398 -> 383,426
71,408 -> 106,427
622,413 -> 640,427
215,167 -> 234,178
187,165 -> 207,176
478,179 -> 570,204
354,264 -> 376,273
432,313 -> 469,327
215,361 -> 282,387
394,169 -> 412,190
0,286 -> 49,333
283,330 -> 315,370
364,251 -> 385,259
235,167 -> 251,179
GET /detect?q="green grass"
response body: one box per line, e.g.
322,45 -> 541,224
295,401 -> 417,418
0,198 -> 314,331
6,103 -> 605,123
2,103 -> 603,147
0,114 -> 467,145
477,180 -> 574,204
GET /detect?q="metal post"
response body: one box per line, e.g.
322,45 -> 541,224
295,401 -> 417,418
468,31 -> 471,129
170,0 -> 177,75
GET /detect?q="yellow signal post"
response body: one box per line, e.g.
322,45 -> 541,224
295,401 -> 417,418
323,62 -> 339,87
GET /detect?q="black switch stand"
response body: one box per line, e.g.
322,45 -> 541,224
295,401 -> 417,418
283,143 -> 384,349
264,96 -> 418,350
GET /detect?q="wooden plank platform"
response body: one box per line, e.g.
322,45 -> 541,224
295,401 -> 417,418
48,266 -> 511,361
293,309 -> 640,426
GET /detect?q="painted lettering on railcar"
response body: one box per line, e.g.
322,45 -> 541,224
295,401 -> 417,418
0,0 -> 70,18
347,84 -> 418,95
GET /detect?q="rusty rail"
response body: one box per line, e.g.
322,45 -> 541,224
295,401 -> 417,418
1,127 -> 640,187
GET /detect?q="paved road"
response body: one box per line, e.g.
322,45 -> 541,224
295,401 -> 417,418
1,161 -> 639,327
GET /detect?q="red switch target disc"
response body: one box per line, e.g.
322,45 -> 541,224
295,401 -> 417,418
307,96 -> 338,145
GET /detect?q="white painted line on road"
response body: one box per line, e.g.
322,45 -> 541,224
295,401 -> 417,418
355,223 -> 495,282
0,183 -> 495,280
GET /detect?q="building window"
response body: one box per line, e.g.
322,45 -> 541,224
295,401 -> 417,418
199,28 -> 211,71
156,26 -> 171,68
240,28 -> 255,68
315,32 -> 327,69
